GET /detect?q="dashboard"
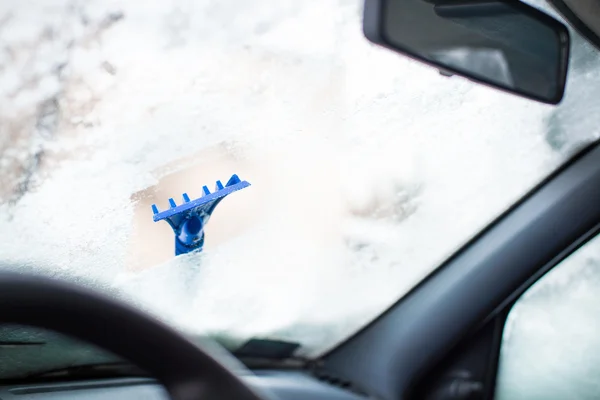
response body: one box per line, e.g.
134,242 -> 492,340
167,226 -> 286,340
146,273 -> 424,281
0,370 -> 366,400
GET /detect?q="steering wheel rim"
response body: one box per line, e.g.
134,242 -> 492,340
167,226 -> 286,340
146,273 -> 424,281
0,271 -> 266,400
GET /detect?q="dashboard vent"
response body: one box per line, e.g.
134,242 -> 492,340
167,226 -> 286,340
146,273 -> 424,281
312,370 -> 369,397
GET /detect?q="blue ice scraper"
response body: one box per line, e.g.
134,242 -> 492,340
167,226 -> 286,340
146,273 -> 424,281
151,174 -> 250,255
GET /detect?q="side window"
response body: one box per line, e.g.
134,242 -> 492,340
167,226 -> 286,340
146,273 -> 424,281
496,235 -> 600,400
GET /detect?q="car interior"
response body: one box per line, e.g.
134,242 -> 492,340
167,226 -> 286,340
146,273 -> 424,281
1,0 -> 599,399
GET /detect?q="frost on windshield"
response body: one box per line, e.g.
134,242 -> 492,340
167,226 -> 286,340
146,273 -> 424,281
1,0 -> 600,356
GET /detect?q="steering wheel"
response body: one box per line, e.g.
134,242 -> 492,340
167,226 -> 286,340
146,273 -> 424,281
0,271 -> 268,400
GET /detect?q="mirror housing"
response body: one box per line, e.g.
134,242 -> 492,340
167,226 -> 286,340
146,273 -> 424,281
363,0 -> 570,104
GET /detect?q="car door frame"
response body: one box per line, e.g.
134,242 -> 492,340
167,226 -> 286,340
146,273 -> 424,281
319,140 -> 600,400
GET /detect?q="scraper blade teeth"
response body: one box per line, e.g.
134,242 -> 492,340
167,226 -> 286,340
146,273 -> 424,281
152,173 -> 250,255
226,174 -> 241,187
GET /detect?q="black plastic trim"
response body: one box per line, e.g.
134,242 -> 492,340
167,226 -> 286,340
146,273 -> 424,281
482,313 -> 506,400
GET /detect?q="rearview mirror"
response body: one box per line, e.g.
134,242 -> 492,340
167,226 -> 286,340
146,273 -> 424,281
363,0 -> 570,104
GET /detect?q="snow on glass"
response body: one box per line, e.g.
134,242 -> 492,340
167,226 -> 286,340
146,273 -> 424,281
0,0 -> 599,357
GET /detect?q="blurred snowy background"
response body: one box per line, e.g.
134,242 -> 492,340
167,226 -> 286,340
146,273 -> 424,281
1,1 -> 600,389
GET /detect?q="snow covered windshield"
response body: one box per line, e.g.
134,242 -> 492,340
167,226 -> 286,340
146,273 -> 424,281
1,0 -> 599,358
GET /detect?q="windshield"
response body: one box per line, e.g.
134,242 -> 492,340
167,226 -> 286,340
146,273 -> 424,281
1,0 -> 599,368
